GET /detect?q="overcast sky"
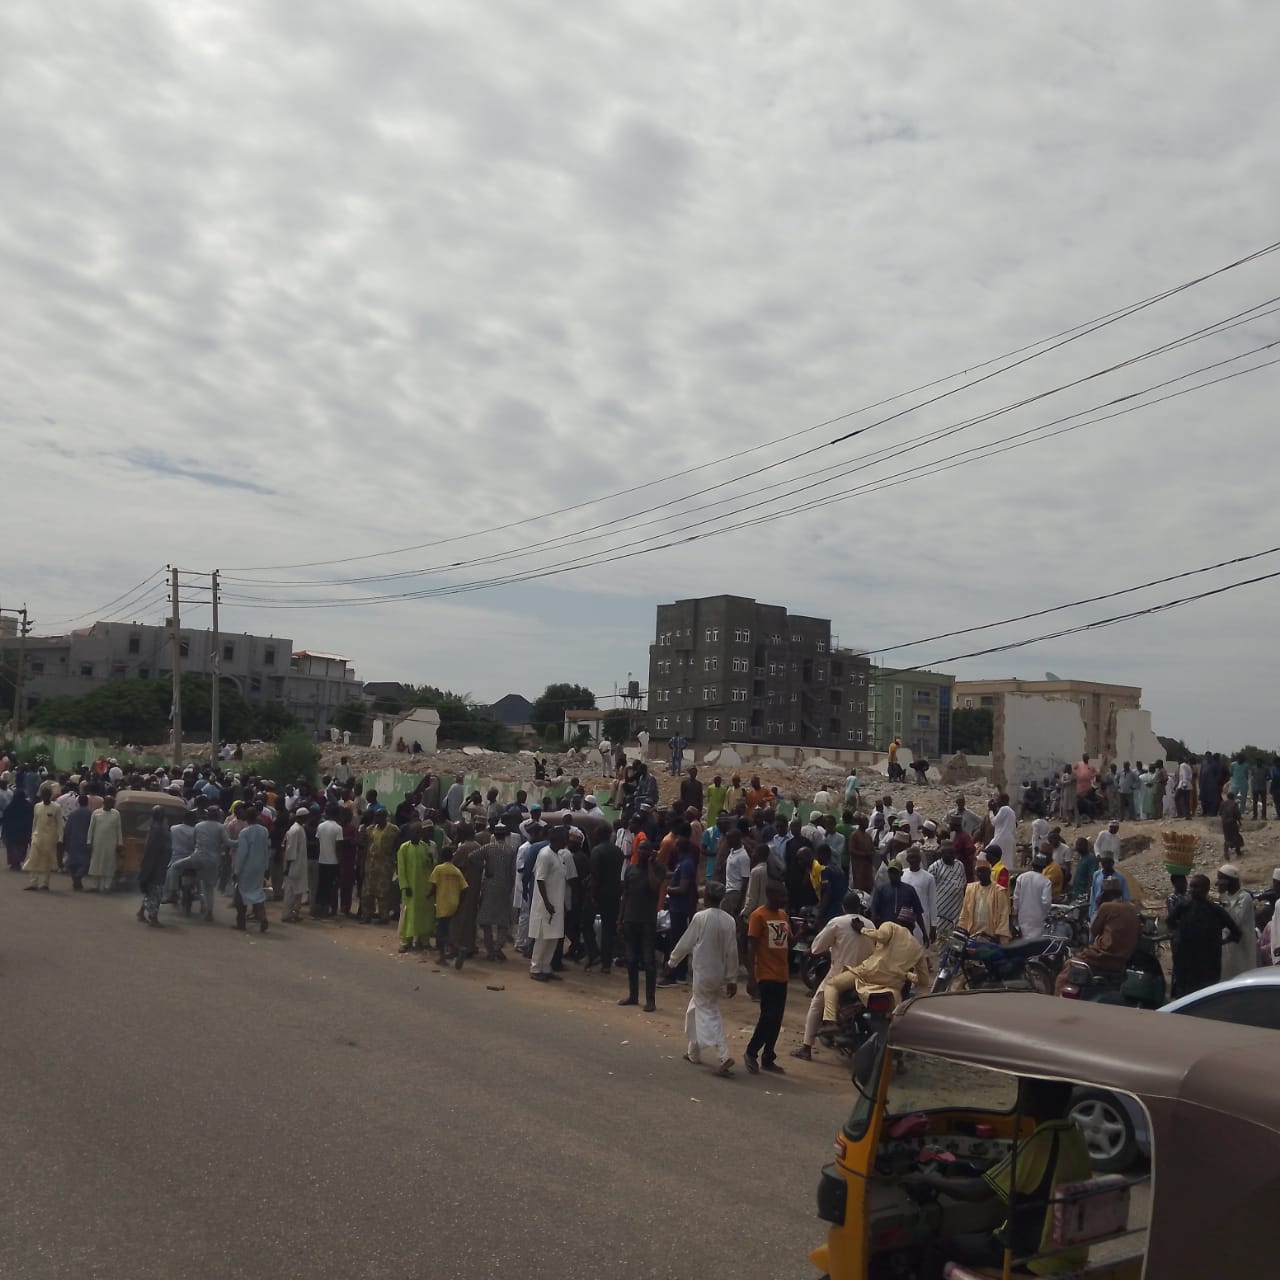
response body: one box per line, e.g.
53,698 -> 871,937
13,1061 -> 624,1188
3,2 -> 1278,750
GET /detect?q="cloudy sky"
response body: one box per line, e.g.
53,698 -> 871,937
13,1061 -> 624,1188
3,1 -> 1278,750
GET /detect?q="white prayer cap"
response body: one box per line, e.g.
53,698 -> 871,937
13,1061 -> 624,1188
1218,863 -> 1241,879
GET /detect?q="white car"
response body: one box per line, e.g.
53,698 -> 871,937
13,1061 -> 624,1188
1071,968 -> 1280,1170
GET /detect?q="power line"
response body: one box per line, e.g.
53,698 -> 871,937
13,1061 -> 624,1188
223,297 -> 1280,591
222,237 -> 1280,574
860,545 -> 1280,656
885,566 -> 1280,676
41,569 -> 165,628
212,348 -> 1280,609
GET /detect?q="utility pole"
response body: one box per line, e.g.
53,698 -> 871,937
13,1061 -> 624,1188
170,567 -> 183,770
210,569 -> 220,761
11,605 -> 30,730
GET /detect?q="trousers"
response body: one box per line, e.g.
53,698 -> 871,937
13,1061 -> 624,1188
746,979 -> 788,1063
596,899 -> 620,969
530,936 -> 557,975
624,919 -> 657,1003
823,968 -> 859,1020
804,985 -> 827,1047
282,879 -> 307,920
313,863 -> 339,916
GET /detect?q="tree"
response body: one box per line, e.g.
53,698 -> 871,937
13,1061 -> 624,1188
333,701 -> 368,735
1157,735 -> 1193,763
529,683 -> 595,737
950,707 -> 993,755
602,709 -> 631,744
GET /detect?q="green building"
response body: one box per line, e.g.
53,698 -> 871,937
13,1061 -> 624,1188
866,665 -> 954,760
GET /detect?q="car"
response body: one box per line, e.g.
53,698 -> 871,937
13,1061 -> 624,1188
1070,968 -> 1280,1171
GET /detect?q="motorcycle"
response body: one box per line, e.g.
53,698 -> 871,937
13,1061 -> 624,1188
1058,916 -> 1168,1008
816,986 -> 896,1058
931,926 -> 1070,995
177,866 -> 205,917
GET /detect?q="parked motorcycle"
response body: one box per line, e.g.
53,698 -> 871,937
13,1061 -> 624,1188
931,926 -> 1070,995
177,866 -> 204,917
1058,916 -> 1168,1008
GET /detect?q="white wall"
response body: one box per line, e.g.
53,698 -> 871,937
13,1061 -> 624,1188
1000,694 -> 1086,790
1114,708 -> 1164,766
391,709 -> 440,754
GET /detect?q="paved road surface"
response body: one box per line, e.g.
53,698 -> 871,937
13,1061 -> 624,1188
1,880 -> 846,1279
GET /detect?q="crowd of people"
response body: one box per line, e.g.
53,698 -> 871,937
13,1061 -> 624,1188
1018,750 -> 1280,827
3,746 -> 1276,1079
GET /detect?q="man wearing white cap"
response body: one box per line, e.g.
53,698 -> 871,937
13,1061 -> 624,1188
1217,864 -> 1257,979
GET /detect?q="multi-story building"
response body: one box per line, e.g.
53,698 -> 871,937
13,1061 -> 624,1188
647,596 -> 871,749
0,621 -> 362,737
867,666 -> 955,760
952,678 -> 1140,762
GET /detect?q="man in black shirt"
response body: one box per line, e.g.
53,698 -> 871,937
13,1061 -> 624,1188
1168,872 -> 1243,997
618,839 -> 667,1012
587,830 -> 624,973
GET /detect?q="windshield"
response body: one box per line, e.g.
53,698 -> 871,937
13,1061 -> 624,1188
846,1046 -> 1019,1140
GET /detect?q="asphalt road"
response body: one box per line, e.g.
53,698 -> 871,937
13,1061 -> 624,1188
1,879 -> 846,1280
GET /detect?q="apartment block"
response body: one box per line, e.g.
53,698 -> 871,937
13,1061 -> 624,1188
867,666 -> 955,760
647,596 -> 871,749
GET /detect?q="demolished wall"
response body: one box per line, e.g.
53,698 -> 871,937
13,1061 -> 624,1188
994,693 -> 1086,790
1114,708 -> 1164,766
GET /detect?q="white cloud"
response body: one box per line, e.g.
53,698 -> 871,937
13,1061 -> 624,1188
3,0 -> 1278,747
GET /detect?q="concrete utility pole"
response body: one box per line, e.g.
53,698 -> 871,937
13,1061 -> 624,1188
210,569 -> 220,760
15,606 -> 29,732
170,567 -> 183,770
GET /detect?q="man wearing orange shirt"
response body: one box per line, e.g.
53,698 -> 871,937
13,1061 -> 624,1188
746,776 -> 771,813
745,882 -> 792,1074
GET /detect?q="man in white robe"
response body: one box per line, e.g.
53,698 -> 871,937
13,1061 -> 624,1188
1012,853 -> 1054,939
86,794 -> 124,892
1217,864 -> 1257,980
901,846 -> 937,945
528,829 -> 568,980
791,897 -> 876,1062
666,882 -> 740,1075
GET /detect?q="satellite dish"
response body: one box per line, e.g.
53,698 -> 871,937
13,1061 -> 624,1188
1044,671 -> 1061,681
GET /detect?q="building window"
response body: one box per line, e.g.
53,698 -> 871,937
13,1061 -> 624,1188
916,714 -> 931,729
1079,697 -> 1087,709
963,698 -> 973,709
704,627 -> 719,642
732,657 -> 748,673
656,716 -> 668,730
731,688 -> 747,702
80,663 -> 94,677
980,696 -> 993,707
707,717 -> 720,731
816,640 -> 826,653
790,691 -> 798,703
791,632 -> 801,643
178,639 -> 190,658
916,689 -> 932,703
893,685 -> 903,703
223,642 -> 235,662
250,676 -> 262,693
817,665 -> 826,682
264,646 -> 275,666
856,674 -> 865,686
787,721 -> 797,733
128,636 -> 141,654
30,660 -> 45,675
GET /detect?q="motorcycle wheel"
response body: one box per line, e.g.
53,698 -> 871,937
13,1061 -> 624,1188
801,952 -> 829,993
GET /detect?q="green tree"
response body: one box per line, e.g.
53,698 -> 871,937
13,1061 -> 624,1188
333,701 -> 368,735
252,730 -> 320,786
529,683 -> 595,737
950,706 -> 993,755
1156,736 -> 1193,763
602,708 -> 632,743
